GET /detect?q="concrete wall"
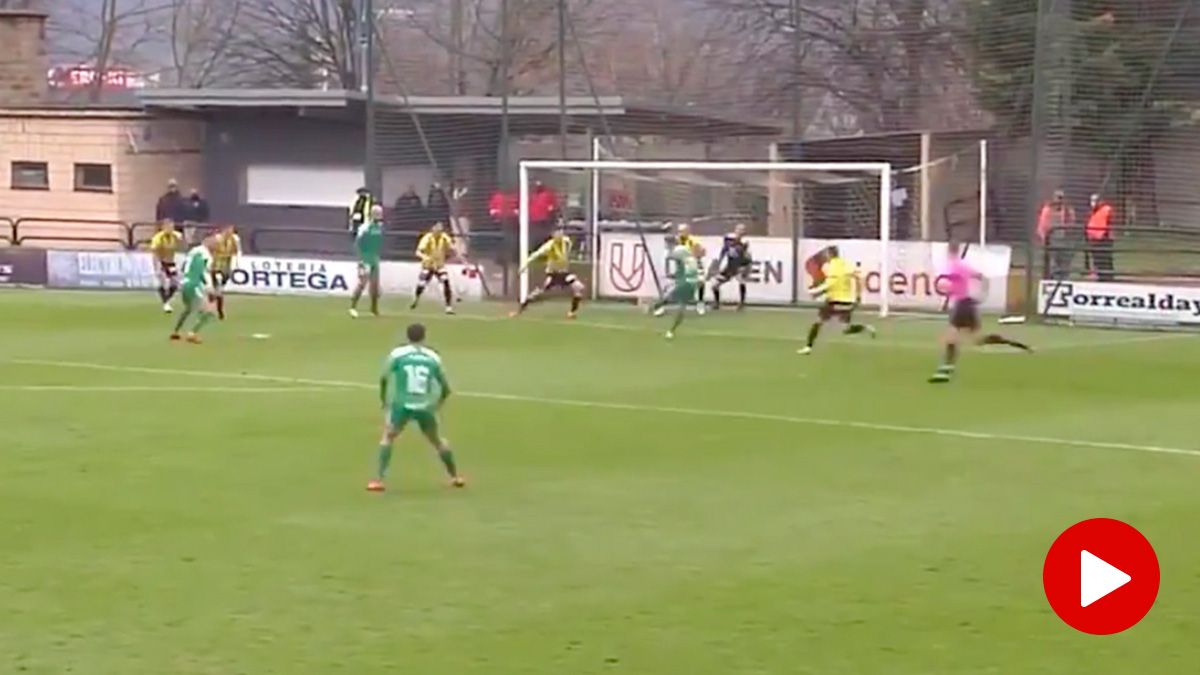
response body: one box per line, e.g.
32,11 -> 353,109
204,113 -> 365,234
202,112 -> 501,255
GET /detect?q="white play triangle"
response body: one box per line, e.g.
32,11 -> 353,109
1081,550 -> 1132,608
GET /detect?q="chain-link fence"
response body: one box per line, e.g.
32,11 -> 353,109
351,0 -> 1198,307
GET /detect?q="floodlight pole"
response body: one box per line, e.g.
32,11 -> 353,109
498,0 -> 511,188
558,0 -> 568,159
364,0 -> 380,197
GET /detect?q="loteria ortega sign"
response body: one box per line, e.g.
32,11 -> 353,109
598,233 -> 1012,311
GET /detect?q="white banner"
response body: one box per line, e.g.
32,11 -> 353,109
598,233 -> 667,299
597,233 -> 1011,311
598,233 -> 794,302
1039,280 -> 1200,325
228,256 -> 359,296
378,261 -> 485,300
229,256 -> 485,299
799,239 -> 1012,312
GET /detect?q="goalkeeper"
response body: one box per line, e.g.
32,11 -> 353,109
798,246 -> 875,355
707,223 -> 752,310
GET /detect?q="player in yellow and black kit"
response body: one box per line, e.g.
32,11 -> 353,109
798,246 -> 875,355
209,225 -> 241,320
150,220 -> 183,313
511,226 -> 584,319
411,222 -> 458,314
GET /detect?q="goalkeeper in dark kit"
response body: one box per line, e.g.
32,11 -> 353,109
707,223 -> 753,310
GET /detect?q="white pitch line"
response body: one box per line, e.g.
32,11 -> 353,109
11,359 -> 365,389
0,385 -> 339,393
11,358 -> 1200,460
500,315 -> 1196,353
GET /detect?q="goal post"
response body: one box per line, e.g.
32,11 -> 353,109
518,159 -> 898,316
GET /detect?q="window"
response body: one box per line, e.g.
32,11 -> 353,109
74,163 -> 113,193
11,161 -> 49,190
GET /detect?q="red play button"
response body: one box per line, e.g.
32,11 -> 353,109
1043,518 -> 1160,635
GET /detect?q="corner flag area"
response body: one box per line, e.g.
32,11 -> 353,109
3,290 -> 1199,673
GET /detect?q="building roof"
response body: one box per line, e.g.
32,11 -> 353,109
136,89 -> 781,139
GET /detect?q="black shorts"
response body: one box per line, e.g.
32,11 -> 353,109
419,268 -> 449,284
819,301 -> 856,322
715,263 -> 750,283
210,269 -> 231,288
158,260 -> 177,280
545,272 -> 579,289
950,298 -> 980,330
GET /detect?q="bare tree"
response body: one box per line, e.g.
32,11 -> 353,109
159,0 -> 245,87
221,0 -> 360,88
48,0 -> 173,100
706,0 -> 976,135
587,0 -> 764,111
376,0 -> 616,96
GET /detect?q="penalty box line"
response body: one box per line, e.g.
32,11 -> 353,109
11,358 -> 1200,460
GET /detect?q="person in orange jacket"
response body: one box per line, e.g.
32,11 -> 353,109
1038,189 -> 1076,278
1085,193 -> 1115,281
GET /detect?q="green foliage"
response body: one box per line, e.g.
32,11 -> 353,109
969,0 -> 1200,151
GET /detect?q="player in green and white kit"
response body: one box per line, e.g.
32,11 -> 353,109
170,238 -> 217,343
650,241 -> 701,339
367,323 -> 465,492
350,204 -> 385,318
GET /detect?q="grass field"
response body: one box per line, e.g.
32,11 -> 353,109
3,289 -> 1199,674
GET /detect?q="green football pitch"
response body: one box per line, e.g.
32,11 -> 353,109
3,289 -> 1199,674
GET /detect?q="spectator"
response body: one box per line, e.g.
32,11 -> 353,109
391,185 -> 426,231
1038,189 -> 1076,278
155,179 -> 186,224
182,188 -> 210,225
529,180 -> 560,244
490,188 -> 520,262
427,182 -> 451,228
1085,193 -> 1115,282
489,189 -> 518,227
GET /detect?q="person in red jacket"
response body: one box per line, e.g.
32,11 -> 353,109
528,181 -> 560,242
489,189 -> 520,262
1084,193 -> 1115,281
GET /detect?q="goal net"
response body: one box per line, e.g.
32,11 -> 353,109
518,158 -> 1004,318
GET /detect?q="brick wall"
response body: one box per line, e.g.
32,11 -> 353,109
0,10 -> 47,106
0,111 -> 204,245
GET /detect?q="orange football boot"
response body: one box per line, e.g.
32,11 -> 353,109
366,479 -> 386,492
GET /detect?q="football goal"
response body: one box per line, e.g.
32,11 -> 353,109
517,153 -> 997,318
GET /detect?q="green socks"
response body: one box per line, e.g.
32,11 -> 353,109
192,311 -> 214,334
671,306 -> 686,332
438,448 -> 458,478
376,444 -> 393,479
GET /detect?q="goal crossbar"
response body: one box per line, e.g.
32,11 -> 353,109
518,159 -> 894,316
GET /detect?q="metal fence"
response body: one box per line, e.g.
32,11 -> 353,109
352,0 -> 1199,312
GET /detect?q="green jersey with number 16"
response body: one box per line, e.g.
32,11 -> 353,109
383,345 -> 449,411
